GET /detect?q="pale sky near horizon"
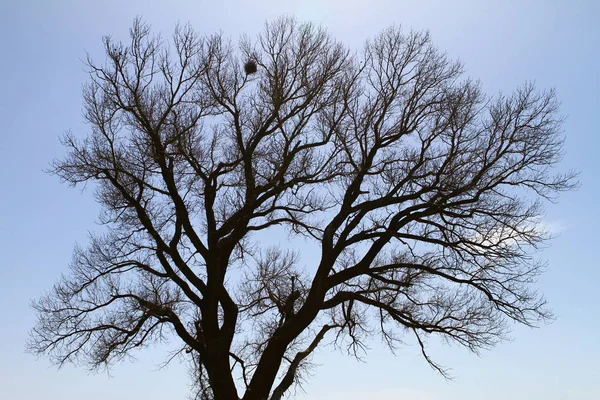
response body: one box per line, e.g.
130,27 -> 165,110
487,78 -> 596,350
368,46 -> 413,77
0,1 -> 598,399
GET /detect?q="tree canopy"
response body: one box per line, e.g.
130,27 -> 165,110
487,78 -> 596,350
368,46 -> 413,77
29,17 -> 576,400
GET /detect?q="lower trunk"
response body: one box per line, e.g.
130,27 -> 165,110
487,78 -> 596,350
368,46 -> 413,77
205,353 -> 239,400
241,338 -> 289,400
242,292 -> 325,400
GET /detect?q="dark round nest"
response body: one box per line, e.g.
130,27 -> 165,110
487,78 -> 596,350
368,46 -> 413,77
244,60 -> 258,75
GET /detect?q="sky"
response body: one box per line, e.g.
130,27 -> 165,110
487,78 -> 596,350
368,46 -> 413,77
0,0 -> 598,399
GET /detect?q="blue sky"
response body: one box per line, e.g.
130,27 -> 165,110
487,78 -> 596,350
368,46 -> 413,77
0,1 -> 598,399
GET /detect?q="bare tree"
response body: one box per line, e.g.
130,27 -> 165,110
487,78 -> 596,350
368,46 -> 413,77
29,17 -> 576,400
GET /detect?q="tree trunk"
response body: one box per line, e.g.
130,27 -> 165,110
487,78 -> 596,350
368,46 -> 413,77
205,351 -> 240,399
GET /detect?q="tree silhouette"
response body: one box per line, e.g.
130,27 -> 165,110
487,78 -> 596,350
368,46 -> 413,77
29,17 -> 576,400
